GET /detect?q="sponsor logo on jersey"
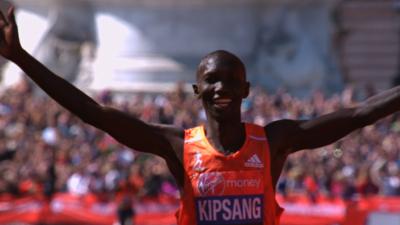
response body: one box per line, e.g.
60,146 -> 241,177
198,172 -> 225,195
195,195 -> 263,225
193,151 -> 206,173
226,178 -> 261,189
198,172 -> 262,196
245,154 -> 264,168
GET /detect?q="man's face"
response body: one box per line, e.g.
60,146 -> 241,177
193,54 -> 249,120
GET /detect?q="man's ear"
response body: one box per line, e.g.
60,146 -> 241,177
192,84 -> 199,95
243,81 -> 250,98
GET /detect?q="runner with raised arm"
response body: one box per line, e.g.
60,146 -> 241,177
1,6 -> 400,225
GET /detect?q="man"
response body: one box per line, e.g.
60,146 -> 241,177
1,6 -> 400,225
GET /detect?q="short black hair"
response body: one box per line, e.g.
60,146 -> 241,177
196,50 -> 246,81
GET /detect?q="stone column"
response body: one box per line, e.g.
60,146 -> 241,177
34,0 -> 96,83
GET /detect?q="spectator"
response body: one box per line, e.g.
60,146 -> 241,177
0,78 -> 400,201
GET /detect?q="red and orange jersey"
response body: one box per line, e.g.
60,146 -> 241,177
177,123 -> 283,225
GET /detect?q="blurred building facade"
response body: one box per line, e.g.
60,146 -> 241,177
1,0 -> 400,97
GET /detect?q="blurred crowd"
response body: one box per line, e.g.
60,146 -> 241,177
0,79 -> 399,203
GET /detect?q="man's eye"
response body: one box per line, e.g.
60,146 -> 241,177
205,77 -> 217,83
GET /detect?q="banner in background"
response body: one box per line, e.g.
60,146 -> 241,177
1,194 -> 400,225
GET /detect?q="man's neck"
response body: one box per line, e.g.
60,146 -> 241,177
204,118 -> 246,155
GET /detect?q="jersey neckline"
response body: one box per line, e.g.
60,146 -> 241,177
199,123 -> 250,158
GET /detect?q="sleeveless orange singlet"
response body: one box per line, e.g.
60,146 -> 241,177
176,123 -> 283,225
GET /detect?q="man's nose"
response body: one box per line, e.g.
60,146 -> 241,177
214,81 -> 228,94
214,81 -> 224,91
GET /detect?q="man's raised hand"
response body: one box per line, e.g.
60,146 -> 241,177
0,6 -> 22,61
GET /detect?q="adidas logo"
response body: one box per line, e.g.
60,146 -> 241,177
245,154 -> 263,168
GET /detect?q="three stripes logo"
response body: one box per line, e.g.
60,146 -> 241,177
245,154 -> 264,168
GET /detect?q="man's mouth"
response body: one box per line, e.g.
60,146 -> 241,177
213,98 -> 232,108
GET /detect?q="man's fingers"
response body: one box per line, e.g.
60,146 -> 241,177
0,10 -> 9,45
7,6 -> 16,26
0,10 -> 8,26
0,16 -> 6,41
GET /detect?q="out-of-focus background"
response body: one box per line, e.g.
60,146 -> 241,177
0,0 -> 400,225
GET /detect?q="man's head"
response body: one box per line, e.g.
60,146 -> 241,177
193,50 -> 250,121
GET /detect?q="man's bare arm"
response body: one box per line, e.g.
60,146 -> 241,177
266,86 -> 400,155
0,7 -> 184,159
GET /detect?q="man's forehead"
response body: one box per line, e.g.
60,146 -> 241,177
199,62 -> 241,79
202,57 -> 221,72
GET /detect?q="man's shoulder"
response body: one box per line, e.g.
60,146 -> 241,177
151,123 -> 185,140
